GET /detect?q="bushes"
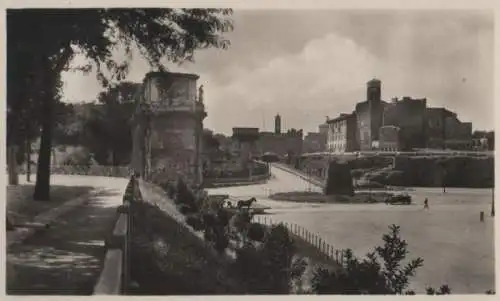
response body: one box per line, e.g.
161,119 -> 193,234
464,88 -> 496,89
247,222 -> 266,242
310,224 -> 452,295
186,214 -> 204,231
231,223 -> 306,294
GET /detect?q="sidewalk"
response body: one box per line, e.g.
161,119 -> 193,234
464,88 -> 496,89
6,181 -> 127,295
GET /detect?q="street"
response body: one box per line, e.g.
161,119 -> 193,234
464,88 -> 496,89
206,166 -> 495,294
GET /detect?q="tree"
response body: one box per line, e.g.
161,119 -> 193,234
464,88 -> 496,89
7,8 -> 233,200
311,225 -> 425,294
310,224 -> 453,295
232,224 -> 306,294
81,81 -> 139,165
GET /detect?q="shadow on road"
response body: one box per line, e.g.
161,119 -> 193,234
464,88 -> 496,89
6,187 -> 124,295
7,184 -> 95,225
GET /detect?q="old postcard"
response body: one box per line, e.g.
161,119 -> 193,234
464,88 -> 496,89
3,0 -> 497,297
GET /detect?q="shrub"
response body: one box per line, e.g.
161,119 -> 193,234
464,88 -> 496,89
179,204 -> 198,215
166,183 -> 176,199
60,146 -> 94,167
311,224 -> 432,295
247,222 -> 266,242
216,208 -> 232,228
186,214 -> 204,231
213,227 -> 230,254
426,285 -> 451,295
231,223 -> 305,294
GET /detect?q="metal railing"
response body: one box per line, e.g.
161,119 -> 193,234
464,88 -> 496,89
255,215 -> 347,266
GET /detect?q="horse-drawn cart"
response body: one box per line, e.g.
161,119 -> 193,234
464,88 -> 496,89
207,194 -> 271,214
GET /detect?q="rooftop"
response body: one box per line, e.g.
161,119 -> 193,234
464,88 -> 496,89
144,71 -> 200,81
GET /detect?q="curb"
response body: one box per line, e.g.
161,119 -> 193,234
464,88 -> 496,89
7,193 -> 92,248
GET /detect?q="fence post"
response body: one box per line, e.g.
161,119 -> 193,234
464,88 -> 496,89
318,238 -> 322,251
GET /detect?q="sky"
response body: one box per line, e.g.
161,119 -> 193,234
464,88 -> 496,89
61,9 -> 494,135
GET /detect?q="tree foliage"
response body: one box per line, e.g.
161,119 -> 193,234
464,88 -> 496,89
232,224 -> 306,294
7,8 -> 233,199
311,225 -> 425,295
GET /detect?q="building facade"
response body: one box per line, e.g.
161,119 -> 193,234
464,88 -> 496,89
444,115 -> 472,150
131,71 -> 206,185
379,125 -> 401,151
257,129 -> 303,157
326,112 -> 358,153
425,107 -> 472,150
304,132 -> 326,153
382,96 -> 427,150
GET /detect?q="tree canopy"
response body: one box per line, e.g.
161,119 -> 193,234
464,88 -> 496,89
7,8 -> 234,200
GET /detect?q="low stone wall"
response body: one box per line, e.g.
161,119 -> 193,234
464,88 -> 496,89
17,165 -> 130,178
94,176 -> 136,295
296,154 -> 494,188
203,173 -> 271,188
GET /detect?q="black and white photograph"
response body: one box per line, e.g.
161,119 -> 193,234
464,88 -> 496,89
4,1 -> 497,296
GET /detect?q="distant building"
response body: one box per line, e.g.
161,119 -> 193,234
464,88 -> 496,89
444,114 -> 472,150
472,137 -> 489,151
274,114 -> 281,134
326,112 -> 358,153
257,129 -> 303,157
304,132 -> 326,153
319,122 -> 329,136
255,115 -> 303,157
382,96 -> 427,150
355,79 -> 388,150
425,108 -> 472,150
379,125 -> 401,151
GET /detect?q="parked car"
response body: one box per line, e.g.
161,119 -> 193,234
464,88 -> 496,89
385,194 -> 412,205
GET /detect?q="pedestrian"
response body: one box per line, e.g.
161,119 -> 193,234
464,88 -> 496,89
424,198 -> 429,210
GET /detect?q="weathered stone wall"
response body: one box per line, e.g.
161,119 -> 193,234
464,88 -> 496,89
133,71 -> 205,185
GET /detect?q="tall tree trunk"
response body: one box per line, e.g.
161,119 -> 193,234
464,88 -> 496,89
33,91 -> 54,201
7,145 -> 19,185
33,46 -> 73,201
26,136 -> 31,182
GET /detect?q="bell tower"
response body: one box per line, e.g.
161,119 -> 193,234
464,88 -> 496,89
367,78 -> 381,103
274,113 -> 281,135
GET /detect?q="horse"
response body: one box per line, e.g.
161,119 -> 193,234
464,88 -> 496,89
237,197 -> 257,210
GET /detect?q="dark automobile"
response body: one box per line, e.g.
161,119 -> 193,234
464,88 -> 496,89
385,194 -> 412,205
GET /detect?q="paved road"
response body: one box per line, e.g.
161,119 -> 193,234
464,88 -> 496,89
7,175 -> 129,295
206,166 -> 495,294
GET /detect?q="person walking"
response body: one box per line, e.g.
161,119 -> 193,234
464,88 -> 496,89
424,198 -> 429,210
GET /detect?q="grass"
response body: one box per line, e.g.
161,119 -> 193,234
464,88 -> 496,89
269,190 -> 394,204
7,184 -> 94,225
